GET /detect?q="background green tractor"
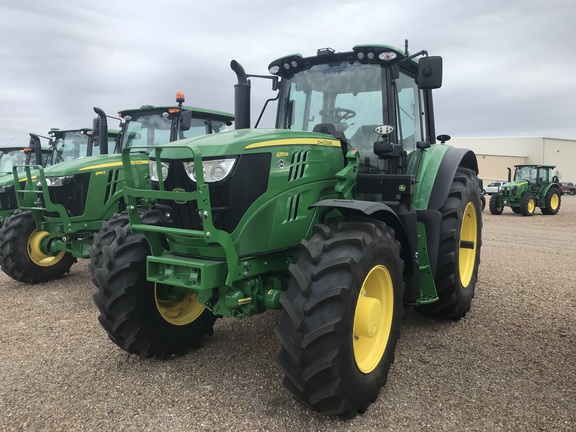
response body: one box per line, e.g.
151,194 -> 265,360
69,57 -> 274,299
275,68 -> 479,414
0,125 -> 118,281
92,43 -> 482,418
0,95 -> 234,284
489,164 -> 561,216
0,128 -> 105,227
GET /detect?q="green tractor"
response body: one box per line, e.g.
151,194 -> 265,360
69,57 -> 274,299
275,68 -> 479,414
0,95 -> 234,284
92,44 -> 482,418
489,164 -> 561,216
0,128 -> 106,227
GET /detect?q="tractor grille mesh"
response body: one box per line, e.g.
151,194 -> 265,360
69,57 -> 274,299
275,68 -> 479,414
154,153 -> 271,233
0,184 -> 17,211
47,173 -> 91,217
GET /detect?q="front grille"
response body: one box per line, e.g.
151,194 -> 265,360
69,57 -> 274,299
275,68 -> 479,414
47,173 -> 91,217
154,153 -> 271,233
0,184 -> 17,211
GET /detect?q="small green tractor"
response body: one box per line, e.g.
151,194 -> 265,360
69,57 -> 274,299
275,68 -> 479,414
92,43 -> 483,418
0,96 -> 233,284
489,164 -> 561,216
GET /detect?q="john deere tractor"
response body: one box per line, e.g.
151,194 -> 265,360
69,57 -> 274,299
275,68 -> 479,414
489,164 -> 561,216
0,95 -> 233,284
92,44 -> 482,418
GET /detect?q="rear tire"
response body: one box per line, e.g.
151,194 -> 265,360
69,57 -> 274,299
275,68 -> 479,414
276,219 -> 404,418
541,187 -> 561,215
489,194 -> 503,215
520,195 -> 535,216
417,167 -> 482,320
0,210 -> 76,284
92,212 -> 216,358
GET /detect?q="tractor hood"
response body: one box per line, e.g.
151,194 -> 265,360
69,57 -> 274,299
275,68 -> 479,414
41,153 -> 149,177
147,128 -> 341,160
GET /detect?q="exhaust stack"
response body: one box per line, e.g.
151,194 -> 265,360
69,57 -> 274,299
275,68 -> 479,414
231,60 -> 250,129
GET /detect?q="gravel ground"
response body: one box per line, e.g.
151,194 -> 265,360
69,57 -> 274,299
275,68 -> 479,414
1,197 -> 575,432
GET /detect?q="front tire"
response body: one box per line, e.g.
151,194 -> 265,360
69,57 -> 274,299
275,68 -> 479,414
417,167 -> 482,320
92,215 -> 216,358
0,210 -> 76,283
88,212 -> 131,282
489,194 -> 503,215
276,219 -> 404,418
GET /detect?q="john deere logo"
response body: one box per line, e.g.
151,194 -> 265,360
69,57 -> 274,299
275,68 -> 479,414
172,188 -> 187,204
399,184 -> 406,192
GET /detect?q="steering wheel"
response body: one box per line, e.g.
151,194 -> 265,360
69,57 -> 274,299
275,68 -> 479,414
319,108 -> 357,123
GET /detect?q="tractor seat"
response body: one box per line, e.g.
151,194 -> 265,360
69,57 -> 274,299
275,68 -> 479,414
313,123 -> 350,157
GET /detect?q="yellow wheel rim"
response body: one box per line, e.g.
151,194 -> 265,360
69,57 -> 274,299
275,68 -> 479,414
27,230 -> 65,267
155,284 -> 205,326
459,202 -> 478,287
353,265 -> 394,374
527,198 -> 535,214
550,193 -> 559,210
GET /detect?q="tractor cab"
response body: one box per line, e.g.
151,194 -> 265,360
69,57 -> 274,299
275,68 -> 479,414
47,128 -> 95,165
266,45 -> 442,178
0,143 -> 47,175
117,101 -> 233,152
512,164 -> 557,188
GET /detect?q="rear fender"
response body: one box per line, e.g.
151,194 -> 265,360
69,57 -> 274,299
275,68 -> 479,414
414,146 -> 478,210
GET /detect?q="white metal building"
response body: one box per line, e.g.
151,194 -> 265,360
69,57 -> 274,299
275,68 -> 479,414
448,137 -> 576,183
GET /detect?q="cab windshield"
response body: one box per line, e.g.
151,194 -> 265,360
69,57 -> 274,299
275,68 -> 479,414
121,112 -> 227,151
282,62 -> 384,152
515,166 -> 550,184
0,150 -> 29,174
280,61 -> 424,163
51,131 -> 90,164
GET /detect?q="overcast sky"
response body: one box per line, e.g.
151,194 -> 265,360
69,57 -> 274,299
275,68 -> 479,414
1,0 -> 575,147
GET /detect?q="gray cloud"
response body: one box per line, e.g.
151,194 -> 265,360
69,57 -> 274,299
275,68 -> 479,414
1,0 -> 575,146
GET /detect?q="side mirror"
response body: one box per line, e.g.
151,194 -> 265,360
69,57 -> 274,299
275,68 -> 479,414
417,56 -> 442,89
552,176 -> 559,183
180,110 -> 192,131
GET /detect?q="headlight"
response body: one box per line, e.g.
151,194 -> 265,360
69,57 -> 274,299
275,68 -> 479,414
45,176 -> 74,187
149,160 -> 169,181
183,158 -> 236,183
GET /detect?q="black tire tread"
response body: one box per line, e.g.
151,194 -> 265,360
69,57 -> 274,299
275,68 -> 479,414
92,212 -> 216,358
276,218 -> 404,418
